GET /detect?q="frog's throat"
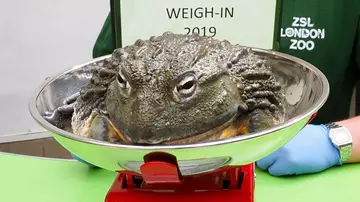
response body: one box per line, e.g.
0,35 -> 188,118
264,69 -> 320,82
162,114 -> 243,145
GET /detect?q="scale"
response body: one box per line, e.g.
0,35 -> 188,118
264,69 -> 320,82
28,49 -> 325,202
105,152 -> 255,202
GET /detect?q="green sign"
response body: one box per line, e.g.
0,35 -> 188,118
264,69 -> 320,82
110,0 -> 282,50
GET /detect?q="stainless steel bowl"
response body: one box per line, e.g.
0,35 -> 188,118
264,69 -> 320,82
29,48 -> 329,175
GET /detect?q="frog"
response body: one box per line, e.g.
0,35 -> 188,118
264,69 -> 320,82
45,31 -> 285,145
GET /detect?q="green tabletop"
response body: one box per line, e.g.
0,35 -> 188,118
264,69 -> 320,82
0,152 -> 359,202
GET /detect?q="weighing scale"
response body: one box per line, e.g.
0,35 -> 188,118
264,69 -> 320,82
29,51 -> 325,202
28,1 -> 328,202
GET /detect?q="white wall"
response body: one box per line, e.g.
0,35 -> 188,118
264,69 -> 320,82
0,0 -> 109,139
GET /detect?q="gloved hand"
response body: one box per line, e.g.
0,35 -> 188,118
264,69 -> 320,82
70,153 -> 98,168
256,124 -> 342,176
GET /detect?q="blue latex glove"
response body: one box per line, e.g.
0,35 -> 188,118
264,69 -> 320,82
256,124 -> 342,176
70,153 -> 98,168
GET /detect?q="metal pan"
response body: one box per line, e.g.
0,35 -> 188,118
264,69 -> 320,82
28,48 -> 329,175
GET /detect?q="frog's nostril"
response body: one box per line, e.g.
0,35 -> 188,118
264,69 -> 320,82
154,98 -> 164,107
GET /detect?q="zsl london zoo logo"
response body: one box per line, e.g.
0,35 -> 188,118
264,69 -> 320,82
280,17 -> 325,51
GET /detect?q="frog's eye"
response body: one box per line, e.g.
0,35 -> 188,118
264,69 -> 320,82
174,74 -> 197,98
117,70 -> 130,89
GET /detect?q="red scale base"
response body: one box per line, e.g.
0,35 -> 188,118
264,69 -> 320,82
105,153 -> 255,202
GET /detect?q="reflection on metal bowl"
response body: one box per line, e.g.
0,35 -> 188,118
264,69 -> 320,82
28,48 -> 329,175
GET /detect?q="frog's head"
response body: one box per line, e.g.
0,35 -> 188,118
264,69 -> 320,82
105,33 -> 243,144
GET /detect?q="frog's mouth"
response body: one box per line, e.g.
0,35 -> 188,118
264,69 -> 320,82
162,114 -> 240,145
117,113 -> 247,145
163,113 -> 251,145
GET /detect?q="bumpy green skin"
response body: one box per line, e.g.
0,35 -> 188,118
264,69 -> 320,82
63,32 -> 285,145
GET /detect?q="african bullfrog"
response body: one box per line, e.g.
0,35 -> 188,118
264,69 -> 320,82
45,32 -> 285,145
